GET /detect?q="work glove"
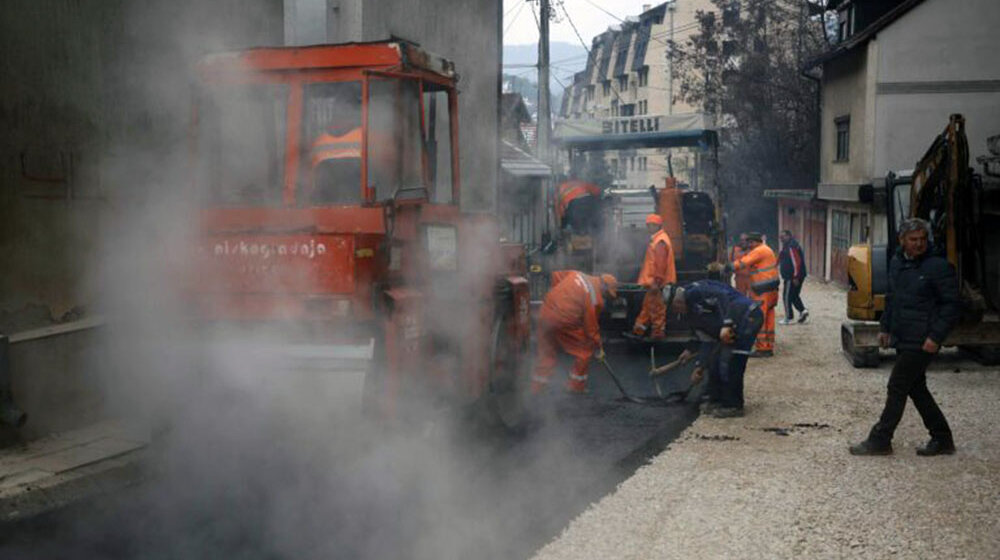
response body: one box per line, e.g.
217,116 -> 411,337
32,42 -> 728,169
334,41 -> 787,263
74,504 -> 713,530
719,326 -> 736,344
594,347 -> 606,362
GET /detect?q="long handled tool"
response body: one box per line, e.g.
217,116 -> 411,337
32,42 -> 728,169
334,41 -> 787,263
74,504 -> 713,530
650,344 -> 723,403
596,356 -> 664,405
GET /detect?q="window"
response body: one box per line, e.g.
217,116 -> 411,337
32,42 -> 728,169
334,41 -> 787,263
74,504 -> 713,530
832,210 -> 851,250
300,81 -> 363,205
835,116 -> 850,162
637,66 -> 649,87
637,100 -> 647,115
620,103 -> 635,117
423,88 -> 454,203
586,85 -> 595,102
368,77 -> 423,201
199,83 -> 289,207
602,80 -> 611,96
618,75 -> 628,92
611,100 -> 619,116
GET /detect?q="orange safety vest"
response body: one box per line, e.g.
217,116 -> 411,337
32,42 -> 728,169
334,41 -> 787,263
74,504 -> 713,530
637,229 -> 677,287
310,128 -> 362,168
735,243 -> 779,295
556,181 -> 601,221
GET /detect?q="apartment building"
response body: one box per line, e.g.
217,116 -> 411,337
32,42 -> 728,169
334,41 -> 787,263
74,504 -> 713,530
557,0 -> 716,190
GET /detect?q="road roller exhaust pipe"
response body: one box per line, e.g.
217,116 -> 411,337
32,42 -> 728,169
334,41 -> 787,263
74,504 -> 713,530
0,335 -> 27,428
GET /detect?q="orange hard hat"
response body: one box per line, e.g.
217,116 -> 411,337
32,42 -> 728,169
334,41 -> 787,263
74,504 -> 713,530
645,213 -> 663,226
600,274 -> 618,298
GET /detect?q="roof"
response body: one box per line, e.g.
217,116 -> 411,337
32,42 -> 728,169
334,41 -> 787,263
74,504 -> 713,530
501,141 -> 551,178
199,40 -> 456,79
805,0 -> 925,69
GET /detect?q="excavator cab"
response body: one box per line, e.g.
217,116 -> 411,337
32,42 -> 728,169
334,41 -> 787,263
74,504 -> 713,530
190,42 -> 530,426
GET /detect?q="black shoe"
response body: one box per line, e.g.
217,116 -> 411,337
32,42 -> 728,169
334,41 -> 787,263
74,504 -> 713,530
798,309 -> 810,324
848,439 -> 893,456
916,439 -> 955,456
711,407 -> 744,418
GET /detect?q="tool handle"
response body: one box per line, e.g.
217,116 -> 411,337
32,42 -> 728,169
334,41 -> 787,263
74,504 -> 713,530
649,357 -> 685,378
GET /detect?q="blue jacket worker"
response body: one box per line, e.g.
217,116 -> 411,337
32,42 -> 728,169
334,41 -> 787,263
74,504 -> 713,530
658,280 -> 764,418
850,217 -> 961,456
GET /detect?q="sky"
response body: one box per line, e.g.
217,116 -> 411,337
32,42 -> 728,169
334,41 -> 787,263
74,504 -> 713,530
502,0 -> 660,46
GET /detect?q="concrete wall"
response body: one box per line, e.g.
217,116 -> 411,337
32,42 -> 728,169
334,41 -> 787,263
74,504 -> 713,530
0,0 -> 284,331
872,0 -> 1000,175
0,0 -> 284,437
819,45 -> 876,186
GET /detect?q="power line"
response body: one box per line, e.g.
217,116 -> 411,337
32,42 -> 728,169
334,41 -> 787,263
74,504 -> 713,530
503,1 -> 528,38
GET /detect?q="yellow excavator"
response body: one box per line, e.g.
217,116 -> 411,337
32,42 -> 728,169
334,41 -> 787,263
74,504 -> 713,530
842,114 -> 1000,367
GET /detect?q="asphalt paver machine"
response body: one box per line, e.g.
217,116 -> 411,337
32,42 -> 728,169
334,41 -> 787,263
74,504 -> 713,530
189,41 -> 531,427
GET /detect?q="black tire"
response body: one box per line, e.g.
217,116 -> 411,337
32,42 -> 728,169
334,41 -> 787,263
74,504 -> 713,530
842,325 -> 879,368
486,314 -> 529,432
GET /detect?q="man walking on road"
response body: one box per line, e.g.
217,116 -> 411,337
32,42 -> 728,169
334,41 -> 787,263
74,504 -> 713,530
532,270 -> 618,395
730,232 -> 779,356
850,218 -> 960,456
631,214 -> 676,340
778,230 -> 809,325
653,281 -> 764,418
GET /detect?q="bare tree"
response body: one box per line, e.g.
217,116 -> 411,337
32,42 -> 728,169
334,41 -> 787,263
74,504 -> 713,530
669,0 -> 830,238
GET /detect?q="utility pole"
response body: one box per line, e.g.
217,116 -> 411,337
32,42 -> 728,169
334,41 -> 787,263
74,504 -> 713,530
667,0 -> 676,114
537,0 -> 551,163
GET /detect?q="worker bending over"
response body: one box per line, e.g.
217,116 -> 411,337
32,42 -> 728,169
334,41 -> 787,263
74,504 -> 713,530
631,213 -> 676,340
653,281 -> 763,417
533,271 -> 618,394
730,232 -> 779,356
729,233 -> 751,296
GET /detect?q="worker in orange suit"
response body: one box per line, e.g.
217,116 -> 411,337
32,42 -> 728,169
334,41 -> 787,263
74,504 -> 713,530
729,233 -> 751,296
631,213 -> 676,340
731,232 -> 780,356
532,271 -> 618,394
555,180 -> 602,226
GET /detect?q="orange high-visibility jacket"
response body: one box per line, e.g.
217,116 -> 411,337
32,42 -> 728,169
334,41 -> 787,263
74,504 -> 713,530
556,181 -> 601,221
734,243 -> 780,295
310,128 -> 362,167
541,270 -> 606,347
637,229 -> 677,288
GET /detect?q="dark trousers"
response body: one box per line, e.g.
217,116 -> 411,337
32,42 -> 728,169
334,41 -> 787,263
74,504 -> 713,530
708,308 -> 763,409
782,279 -> 806,320
869,350 -> 952,445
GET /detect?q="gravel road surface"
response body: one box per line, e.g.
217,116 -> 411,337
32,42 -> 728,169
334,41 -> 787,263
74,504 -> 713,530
534,280 -> 1000,559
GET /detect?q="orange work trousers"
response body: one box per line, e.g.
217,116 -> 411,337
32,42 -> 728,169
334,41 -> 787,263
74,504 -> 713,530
632,289 -> 666,338
532,318 -> 594,393
752,290 -> 778,353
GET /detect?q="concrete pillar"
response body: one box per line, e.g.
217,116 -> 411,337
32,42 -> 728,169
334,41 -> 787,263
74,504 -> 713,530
284,0 -> 328,46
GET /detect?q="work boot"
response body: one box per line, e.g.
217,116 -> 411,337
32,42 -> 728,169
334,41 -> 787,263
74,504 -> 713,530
750,350 -> 773,358
797,310 -> 810,324
711,407 -> 744,418
916,438 -> 956,456
564,380 -> 588,395
848,439 -> 893,456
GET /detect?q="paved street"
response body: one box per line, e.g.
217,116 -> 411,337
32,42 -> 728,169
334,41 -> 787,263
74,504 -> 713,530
0,345 -> 699,559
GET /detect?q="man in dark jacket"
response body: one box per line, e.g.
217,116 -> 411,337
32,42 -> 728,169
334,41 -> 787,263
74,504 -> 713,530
652,281 -> 763,418
778,230 -> 809,324
850,218 -> 961,456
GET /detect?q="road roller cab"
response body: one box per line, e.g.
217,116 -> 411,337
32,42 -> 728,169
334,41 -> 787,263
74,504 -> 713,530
189,41 -> 531,426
